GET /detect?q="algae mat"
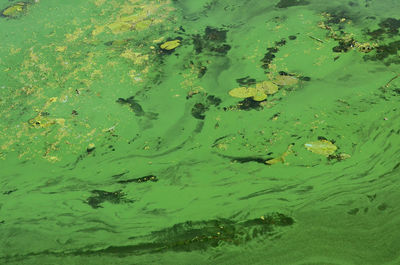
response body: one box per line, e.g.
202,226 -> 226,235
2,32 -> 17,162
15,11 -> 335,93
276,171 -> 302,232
1,0 -> 400,264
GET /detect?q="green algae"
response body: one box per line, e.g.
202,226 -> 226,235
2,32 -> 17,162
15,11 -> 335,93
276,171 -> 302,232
1,0 -> 400,264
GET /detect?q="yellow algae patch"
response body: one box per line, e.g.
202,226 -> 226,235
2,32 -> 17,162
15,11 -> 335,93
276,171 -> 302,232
1,2 -> 27,18
265,144 -> 293,165
229,87 -> 256,99
92,25 -> 105,36
55,46 -> 67,52
304,140 -> 337,156
134,19 -> 152,31
255,81 -> 278,95
108,21 -> 132,34
65,28 -> 84,42
252,88 -> 268,101
160,39 -> 181,50
94,0 -> 106,6
229,81 -> 278,101
121,49 -> 149,65
272,75 -> 298,86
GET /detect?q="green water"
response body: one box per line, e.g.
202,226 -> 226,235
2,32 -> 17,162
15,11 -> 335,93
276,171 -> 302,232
1,0 -> 400,264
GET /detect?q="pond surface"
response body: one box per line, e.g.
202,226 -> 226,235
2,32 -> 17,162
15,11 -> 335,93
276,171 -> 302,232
1,0 -> 400,264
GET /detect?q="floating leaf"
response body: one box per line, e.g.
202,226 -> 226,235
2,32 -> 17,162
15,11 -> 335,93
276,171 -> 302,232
1,2 -> 27,18
229,87 -> 255,99
108,21 -> 132,34
265,144 -> 293,165
252,90 -> 267,101
229,81 -> 279,102
273,75 -> 298,86
304,140 -> 337,156
256,81 -> 278,95
160,40 -> 181,50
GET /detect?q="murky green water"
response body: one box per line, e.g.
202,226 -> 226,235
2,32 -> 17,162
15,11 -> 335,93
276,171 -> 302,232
1,0 -> 400,264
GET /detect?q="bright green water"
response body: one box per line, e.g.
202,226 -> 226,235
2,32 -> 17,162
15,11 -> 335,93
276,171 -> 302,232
1,0 -> 400,264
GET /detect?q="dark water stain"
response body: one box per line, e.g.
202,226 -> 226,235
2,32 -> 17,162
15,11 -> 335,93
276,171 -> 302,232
260,38 -> 287,70
237,98 -> 264,111
116,96 -> 158,119
191,103 -> 208,120
0,213 -> 294,262
192,26 -> 231,56
276,0 -> 309,8
236,76 -> 257,86
85,190 -> 134,209
117,175 -> 158,184
83,212 -> 293,255
191,95 -> 222,120
363,40 -> 400,65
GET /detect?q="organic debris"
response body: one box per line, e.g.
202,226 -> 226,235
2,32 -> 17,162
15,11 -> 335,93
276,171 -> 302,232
0,2 -> 29,19
265,144 -> 294,165
160,39 -> 181,51
229,81 -> 278,101
117,175 -> 158,184
304,139 -> 337,156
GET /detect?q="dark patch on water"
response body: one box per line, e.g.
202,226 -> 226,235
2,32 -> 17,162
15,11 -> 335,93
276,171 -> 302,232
206,95 -> 222,106
366,18 -> 400,40
116,96 -> 145,116
74,212 -> 294,255
85,190 -> 134,209
377,203 -> 388,211
116,96 -> 159,119
276,0 -> 309,8
237,98 -> 264,111
230,156 -> 269,164
378,18 -> 400,37
363,40 -> 400,65
191,103 -> 207,120
347,208 -> 359,215
204,26 -> 228,42
111,172 -> 128,178
209,44 -> 231,54
236,76 -> 257,86
198,65 -> 207,78
3,189 -> 17,195
332,39 -> 355,53
191,95 -> 222,120
261,44 -> 284,69
117,175 -> 158,184
192,26 -> 231,56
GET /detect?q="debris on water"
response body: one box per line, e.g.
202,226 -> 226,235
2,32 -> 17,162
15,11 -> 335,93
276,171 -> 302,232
117,175 -> 158,184
265,144 -> 294,165
229,81 -> 278,101
304,139 -> 337,156
0,2 -> 29,19
272,74 -> 299,86
328,152 -> 351,161
160,39 -> 181,51
86,143 -> 96,154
